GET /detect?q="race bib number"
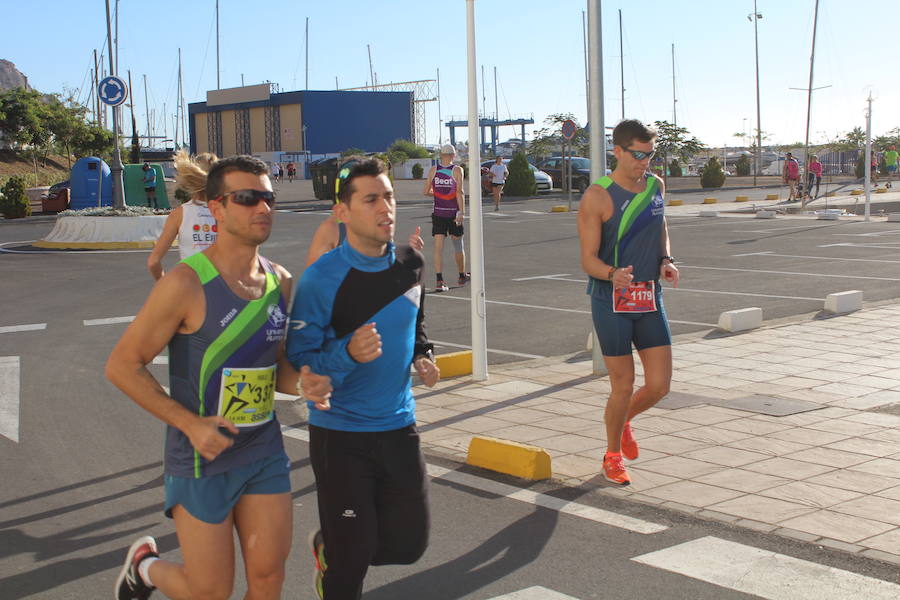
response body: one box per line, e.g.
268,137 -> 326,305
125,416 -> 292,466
613,281 -> 657,313
218,365 -> 275,427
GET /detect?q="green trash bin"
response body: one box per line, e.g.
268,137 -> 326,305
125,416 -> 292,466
124,163 -> 170,208
309,158 -> 339,201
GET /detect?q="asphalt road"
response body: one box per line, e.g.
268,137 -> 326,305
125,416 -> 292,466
2,202 -> 900,597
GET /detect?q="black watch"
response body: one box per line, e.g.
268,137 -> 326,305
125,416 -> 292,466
660,255 -> 675,265
416,349 -> 435,362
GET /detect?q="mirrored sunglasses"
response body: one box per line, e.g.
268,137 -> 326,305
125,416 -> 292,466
622,147 -> 656,161
218,189 -> 276,207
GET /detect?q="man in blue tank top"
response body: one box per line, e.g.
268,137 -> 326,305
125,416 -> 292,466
577,120 -> 680,487
287,157 -> 439,599
106,155 -> 332,600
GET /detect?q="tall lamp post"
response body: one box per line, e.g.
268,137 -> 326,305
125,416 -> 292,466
748,4 -> 762,187
105,0 -> 125,209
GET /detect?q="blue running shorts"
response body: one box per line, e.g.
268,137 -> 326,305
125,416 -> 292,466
164,450 -> 291,524
590,284 -> 672,357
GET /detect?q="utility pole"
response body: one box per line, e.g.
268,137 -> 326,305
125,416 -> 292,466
864,94 -> 872,221
436,67 -> 442,145
671,43 -> 677,127
104,0 -> 125,209
305,17 -> 309,89
800,0 -> 822,208
750,2 -> 763,186
367,44 -> 376,87
93,50 -> 102,128
588,0 -> 606,376
582,10 -> 589,121
619,9 -> 625,120
216,0 -> 220,89
143,74 -> 151,146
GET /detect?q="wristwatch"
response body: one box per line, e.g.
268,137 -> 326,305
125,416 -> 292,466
415,348 -> 435,363
659,255 -> 676,265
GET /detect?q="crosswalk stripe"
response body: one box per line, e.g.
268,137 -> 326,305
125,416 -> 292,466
0,323 -> 46,334
632,536 -> 900,599
279,426 -> 666,534
0,356 -> 20,443
84,316 -> 135,326
486,587 -> 580,599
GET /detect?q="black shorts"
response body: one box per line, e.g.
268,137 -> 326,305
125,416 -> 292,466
491,182 -> 504,187
144,187 -> 156,193
432,214 -> 464,237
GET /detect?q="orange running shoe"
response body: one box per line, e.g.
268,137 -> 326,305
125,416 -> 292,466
621,421 -> 639,460
602,452 -> 631,486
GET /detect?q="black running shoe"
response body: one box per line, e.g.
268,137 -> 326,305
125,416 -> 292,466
114,536 -> 158,600
458,273 -> 471,285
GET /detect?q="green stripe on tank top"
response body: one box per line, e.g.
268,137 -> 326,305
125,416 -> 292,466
613,177 -> 658,267
184,256 -> 281,478
182,252 -> 218,284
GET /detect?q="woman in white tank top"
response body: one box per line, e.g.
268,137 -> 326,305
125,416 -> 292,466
147,151 -> 219,280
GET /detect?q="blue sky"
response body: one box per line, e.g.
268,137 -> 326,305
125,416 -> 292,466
4,1 -> 896,148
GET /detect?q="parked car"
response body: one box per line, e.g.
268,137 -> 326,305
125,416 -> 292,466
536,157 -> 594,192
479,159 -> 552,194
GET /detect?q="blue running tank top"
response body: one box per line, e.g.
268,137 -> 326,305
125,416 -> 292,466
166,252 -> 287,478
432,164 -> 459,218
587,174 -> 665,296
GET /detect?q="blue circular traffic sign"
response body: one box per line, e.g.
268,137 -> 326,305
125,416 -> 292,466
561,119 -> 576,141
98,76 -> 128,107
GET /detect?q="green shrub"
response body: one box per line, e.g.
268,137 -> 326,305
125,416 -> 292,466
735,154 -> 751,176
700,157 -> 726,188
504,153 -> 537,197
0,176 -> 31,219
668,159 -> 682,177
411,163 -> 424,179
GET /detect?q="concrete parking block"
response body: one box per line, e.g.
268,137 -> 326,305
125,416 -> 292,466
778,510 -> 896,544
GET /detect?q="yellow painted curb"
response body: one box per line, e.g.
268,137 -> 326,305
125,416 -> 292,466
850,189 -> 863,196
667,199 -> 683,206
32,240 -> 156,249
467,436 -> 552,480
766,194 -> 779,200
876,188 -> 887,194
735,196 -> 749,202
550,205 -> 569,213
702,197 -> 717,204
435,350 -> 472,378
825,192 -> 836,197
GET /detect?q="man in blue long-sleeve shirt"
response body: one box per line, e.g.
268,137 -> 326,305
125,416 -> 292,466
286,157 -> 439,600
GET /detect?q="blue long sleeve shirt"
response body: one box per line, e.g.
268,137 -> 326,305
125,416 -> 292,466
285,242 -> 432,432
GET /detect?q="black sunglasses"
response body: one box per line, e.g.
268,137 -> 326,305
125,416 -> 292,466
621,147 -> 656,161
217,189 -> 276,207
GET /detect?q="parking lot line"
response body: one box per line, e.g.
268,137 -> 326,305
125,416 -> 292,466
83,316 -> 135,326
679,264 -> 900,282
0,324 -> 46,334
732,251 -> 900,264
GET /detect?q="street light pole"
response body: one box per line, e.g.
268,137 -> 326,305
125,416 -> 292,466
104,0 -> 125,210
750,2 -> 762,187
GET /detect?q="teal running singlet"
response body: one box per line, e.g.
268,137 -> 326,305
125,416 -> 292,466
166,252 -> 287,478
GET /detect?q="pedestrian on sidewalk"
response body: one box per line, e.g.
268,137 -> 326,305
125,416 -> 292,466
423,144 -> 469,292
489,156 -> 509,211
142,163 -> 159,208
107,154 -> 332,600
577,119 -> 679,487
806,154 -> 822,200
287,157 -> 439,599
783,152 -> 801,201
885,146 -> 898,189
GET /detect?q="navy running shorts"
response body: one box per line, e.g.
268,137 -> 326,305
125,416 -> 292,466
590,284 -> 672,357
164,450 -> 291,524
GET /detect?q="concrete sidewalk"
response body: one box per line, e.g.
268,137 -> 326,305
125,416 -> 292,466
412,303 -> 900,566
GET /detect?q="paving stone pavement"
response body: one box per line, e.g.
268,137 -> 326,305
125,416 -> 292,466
412,302 -> 900,565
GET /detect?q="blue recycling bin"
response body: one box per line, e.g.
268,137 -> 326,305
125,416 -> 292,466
69,157 -> 112,210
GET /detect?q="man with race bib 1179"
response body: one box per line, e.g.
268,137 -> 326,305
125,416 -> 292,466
577,119 -> 679,486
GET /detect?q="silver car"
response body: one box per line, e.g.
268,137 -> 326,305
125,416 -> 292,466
481,159 -> 552,193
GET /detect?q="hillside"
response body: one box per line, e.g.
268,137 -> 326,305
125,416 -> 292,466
0,150 -> 71,187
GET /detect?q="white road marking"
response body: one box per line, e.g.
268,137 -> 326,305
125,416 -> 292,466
0,356 -> 20,442
669,287 -> 822,301
431,339 -> 544,359
511,273 -> 572,281
83,316 -> 135,326
679,264 -> 900,282
519,210 -> 548,215
633,536 -> 900,600
428,464 -> 667,534
819,242 -> 900,250
0,323 -> 47,334
431,290 -> 716,328
486,587 -> 580,599
279,426 -> 667,534
735,250 -> 900,264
